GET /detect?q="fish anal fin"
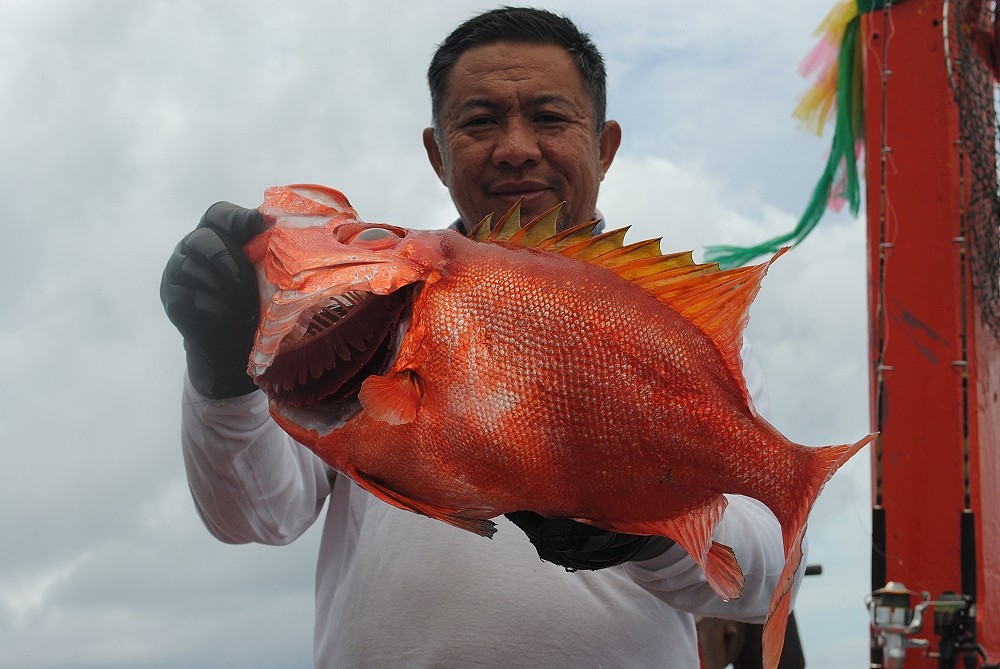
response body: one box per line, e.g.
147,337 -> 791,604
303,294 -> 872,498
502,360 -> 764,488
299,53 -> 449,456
610,494 -> 745,601
667,496 -> 746,601
704,541 -> 745,601
351,468 -> 498,538
358,370 -> 423,425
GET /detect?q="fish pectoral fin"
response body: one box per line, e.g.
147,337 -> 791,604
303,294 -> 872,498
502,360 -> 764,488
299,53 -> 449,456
351,467 -> 497,538
358,370 -> 423,425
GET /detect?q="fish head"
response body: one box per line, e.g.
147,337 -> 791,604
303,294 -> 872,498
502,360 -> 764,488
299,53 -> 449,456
243,184 -> 444,434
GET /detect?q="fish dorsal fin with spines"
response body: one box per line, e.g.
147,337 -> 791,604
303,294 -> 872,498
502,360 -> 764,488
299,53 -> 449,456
507,203 -> 562,247
472,199 -> 787,414
557,227 -> 630,261
537,220 -> 602,250
470,199 -> 529,241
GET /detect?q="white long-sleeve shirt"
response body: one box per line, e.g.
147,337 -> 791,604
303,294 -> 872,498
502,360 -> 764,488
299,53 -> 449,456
180,342 -> 799,668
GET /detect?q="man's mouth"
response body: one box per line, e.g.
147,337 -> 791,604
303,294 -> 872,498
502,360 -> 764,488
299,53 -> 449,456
490,182 -> 555,210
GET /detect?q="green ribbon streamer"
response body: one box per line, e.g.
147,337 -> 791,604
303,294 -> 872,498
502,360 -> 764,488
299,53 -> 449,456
704,0 -> 896,269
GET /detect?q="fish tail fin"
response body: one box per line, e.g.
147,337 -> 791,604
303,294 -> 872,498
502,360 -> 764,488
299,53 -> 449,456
780,432 -> 876,554
762,574 -> 795,669
762,432 -> 876,669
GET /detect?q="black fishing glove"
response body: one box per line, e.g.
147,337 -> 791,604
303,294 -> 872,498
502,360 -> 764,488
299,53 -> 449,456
505,511 -> 674,571
160,202 -> 265,399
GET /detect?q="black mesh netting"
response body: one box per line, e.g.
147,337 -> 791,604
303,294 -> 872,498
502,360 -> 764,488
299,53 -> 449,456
947,0 -> 1000,339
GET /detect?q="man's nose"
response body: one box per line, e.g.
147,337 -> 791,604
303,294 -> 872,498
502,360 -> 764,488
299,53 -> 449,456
492,118 -> 541,168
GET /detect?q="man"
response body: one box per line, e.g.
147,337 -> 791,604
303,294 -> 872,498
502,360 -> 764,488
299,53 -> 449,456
161,7 -> 800,667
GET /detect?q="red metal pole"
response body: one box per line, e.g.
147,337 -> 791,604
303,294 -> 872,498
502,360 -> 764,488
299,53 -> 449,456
863,0 -> 1000,664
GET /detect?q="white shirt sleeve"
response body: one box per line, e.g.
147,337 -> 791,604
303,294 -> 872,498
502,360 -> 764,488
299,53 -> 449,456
180,374 -> 333,545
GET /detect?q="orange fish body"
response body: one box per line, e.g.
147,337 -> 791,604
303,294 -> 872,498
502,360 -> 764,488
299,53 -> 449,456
245,184 -> 873,669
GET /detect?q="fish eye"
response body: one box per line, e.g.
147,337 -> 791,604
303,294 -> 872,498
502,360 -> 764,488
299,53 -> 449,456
354,227 -> 401,242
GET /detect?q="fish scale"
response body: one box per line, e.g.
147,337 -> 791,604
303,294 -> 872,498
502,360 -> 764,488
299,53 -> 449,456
245,183 -> 875,669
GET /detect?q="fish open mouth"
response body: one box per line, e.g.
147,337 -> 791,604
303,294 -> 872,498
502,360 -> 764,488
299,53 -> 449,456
255,286 -> 414,419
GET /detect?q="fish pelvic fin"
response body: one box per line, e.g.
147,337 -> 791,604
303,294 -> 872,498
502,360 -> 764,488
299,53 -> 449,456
762,432 -> 877,669
351,467 -> 498,538
471,201 -> 788,415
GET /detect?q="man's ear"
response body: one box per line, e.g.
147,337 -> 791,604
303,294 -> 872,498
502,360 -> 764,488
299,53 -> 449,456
423,127 -> 446,184
598,120 -> 622,179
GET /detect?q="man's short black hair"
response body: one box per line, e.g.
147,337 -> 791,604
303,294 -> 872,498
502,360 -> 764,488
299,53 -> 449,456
427,6 -> 607,133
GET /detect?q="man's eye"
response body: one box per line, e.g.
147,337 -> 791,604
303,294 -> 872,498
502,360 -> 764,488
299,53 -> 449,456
535,113 -> 568,125
464,116 -> 495,127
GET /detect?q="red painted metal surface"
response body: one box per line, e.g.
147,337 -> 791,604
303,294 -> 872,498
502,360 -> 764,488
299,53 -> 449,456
971,307 -> 1000,659
863,0 -> 1000,663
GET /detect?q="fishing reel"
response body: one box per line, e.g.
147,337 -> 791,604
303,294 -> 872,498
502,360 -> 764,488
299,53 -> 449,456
866,582 -> 996,669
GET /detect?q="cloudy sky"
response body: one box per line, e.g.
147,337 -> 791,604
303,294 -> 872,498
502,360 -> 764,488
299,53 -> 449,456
1,1 -> 875,667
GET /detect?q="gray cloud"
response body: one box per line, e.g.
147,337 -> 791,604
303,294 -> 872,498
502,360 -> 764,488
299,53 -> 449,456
0,2 -> 875,667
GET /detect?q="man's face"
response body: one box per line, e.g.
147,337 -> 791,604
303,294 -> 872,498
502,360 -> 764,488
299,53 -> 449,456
423,41 -> 621,232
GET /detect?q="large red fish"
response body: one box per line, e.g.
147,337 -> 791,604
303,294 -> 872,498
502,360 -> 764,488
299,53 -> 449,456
243,184 -> 873,668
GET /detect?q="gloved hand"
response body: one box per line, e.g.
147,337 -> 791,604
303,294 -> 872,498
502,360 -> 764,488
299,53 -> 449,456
160,202 -> 265,399
505,511 -> 675,571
